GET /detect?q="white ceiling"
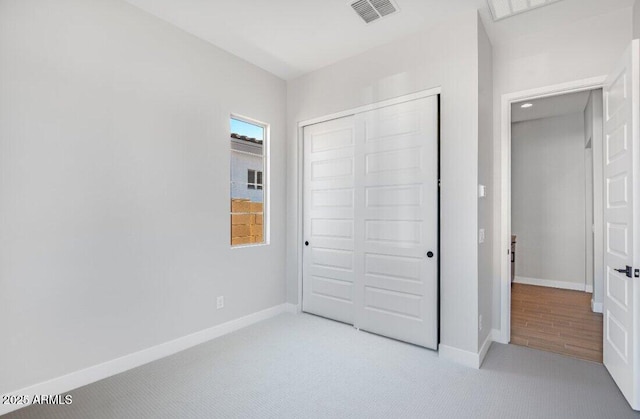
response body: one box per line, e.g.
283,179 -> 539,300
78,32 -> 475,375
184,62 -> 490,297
511,90 -> 594,123
123,0 -> 634,80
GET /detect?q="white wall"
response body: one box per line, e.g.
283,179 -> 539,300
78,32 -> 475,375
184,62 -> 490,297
511,114 -> 586,287
584,93 -> 595,293
0,0 -> 286,395
478,17 -> 494,348
585,89 -> 605,305
634,0 -> 640,39
287,11 -> 482,354
492,7 -> 632,330
585,146 -> 594,291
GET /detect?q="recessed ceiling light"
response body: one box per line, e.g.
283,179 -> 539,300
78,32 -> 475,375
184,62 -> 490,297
487,0 -> 563,22
521,103 -> 533,109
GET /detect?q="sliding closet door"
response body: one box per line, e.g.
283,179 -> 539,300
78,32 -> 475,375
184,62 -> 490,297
355,97 -> 439,349
302,95 -> 439,349
302,117 -> 356,324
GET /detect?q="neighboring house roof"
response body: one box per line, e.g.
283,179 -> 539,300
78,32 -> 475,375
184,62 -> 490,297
231,132 -> 263,145
231,133 -> 263,156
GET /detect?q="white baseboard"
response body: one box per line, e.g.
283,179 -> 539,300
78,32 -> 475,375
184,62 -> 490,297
0,303 -> 290,416
285,303 -> 300,314
439,328 -> 500,369
514,276 -> 588,292
585,285 -> 594,294
592,299 -> 603,313
493,328 -> 509,345
478,330 -> 495,368
439,344 -> 480,368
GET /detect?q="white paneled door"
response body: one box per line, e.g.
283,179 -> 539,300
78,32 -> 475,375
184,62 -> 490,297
303,96 -> 439,349
302,116 -> 356,325
603,40 -> 640,410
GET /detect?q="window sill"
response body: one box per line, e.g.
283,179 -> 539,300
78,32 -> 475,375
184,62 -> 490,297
231,242 -> 269,249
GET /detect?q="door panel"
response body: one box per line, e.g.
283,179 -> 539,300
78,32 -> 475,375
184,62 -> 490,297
603,40 -> 640,410
302,117 -> 356,324
356,97 -> 439,349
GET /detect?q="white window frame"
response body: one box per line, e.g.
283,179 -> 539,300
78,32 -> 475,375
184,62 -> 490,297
230,114 -> 270,248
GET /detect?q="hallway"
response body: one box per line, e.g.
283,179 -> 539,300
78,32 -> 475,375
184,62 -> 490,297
511,284 -> 603,362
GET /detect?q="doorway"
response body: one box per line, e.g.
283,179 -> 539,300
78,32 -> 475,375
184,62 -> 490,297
499,42 -> 640,411
506,88 -> 605,362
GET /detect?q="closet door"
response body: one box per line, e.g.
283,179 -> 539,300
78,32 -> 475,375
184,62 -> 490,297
302,95 -> 439,349
355,97 -> 439,349
302,117 -> 356,324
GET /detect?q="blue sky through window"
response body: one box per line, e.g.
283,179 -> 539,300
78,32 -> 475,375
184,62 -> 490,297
231,118 -> 264,141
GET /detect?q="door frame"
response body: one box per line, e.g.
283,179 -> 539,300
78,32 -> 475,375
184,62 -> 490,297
295,87 -> 442,313
498,76 -> 606,344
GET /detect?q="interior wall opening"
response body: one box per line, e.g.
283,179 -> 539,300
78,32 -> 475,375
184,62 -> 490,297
509,88 -> 604,363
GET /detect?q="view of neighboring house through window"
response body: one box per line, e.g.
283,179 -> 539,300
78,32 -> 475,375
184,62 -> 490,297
247,169 -> 263,190
230,117 -> 266,246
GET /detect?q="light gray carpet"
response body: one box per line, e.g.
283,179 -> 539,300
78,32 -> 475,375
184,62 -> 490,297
5,313 -> 639,419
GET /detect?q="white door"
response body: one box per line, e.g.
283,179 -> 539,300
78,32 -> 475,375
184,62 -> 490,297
302,96 -> 439,349
603,39 -> 640,410
302,116 -> 356,324
355,99 -> 439,348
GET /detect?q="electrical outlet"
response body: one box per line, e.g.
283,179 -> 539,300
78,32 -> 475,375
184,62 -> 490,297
479,229 -> 485,244
216,296 -> 224,309
479,314 -> 483,331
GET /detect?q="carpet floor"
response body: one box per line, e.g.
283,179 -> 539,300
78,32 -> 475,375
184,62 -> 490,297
5,313 -> 639,419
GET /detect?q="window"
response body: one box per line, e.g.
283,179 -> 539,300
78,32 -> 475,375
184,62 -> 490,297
230,116 -> 267,247
247,169 -> 263,190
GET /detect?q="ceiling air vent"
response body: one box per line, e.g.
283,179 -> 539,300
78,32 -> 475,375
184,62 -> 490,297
351,0 -> 399,24
488,0 -> 563,21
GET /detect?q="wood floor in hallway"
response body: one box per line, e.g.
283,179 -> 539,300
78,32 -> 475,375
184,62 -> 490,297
511,283 -> 603,363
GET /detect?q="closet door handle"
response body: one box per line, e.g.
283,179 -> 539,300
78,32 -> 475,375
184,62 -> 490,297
426,251 -> 434,258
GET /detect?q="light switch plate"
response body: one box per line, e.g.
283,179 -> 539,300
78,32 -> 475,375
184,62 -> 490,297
478,184 -> 487,198
479,229 -> 485,244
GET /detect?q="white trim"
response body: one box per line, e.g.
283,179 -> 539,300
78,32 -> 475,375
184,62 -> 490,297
296,88 -> 441,315
439,344 -> 481,369
296,123 -> 304,310
285,302 -> 300,314
440,331 -> 494,369
499,76 -> 607,344
439,328 -> 500,369
492,327 -> 508,345
592,299 -> 603,314
230,113 -> 271,248
585,284 -> 594,294
514,276 -> 589,292
0,303 -> 289,416
230,243 -> 270,250
478,330 -> 494,367
297,87 -> 442,127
